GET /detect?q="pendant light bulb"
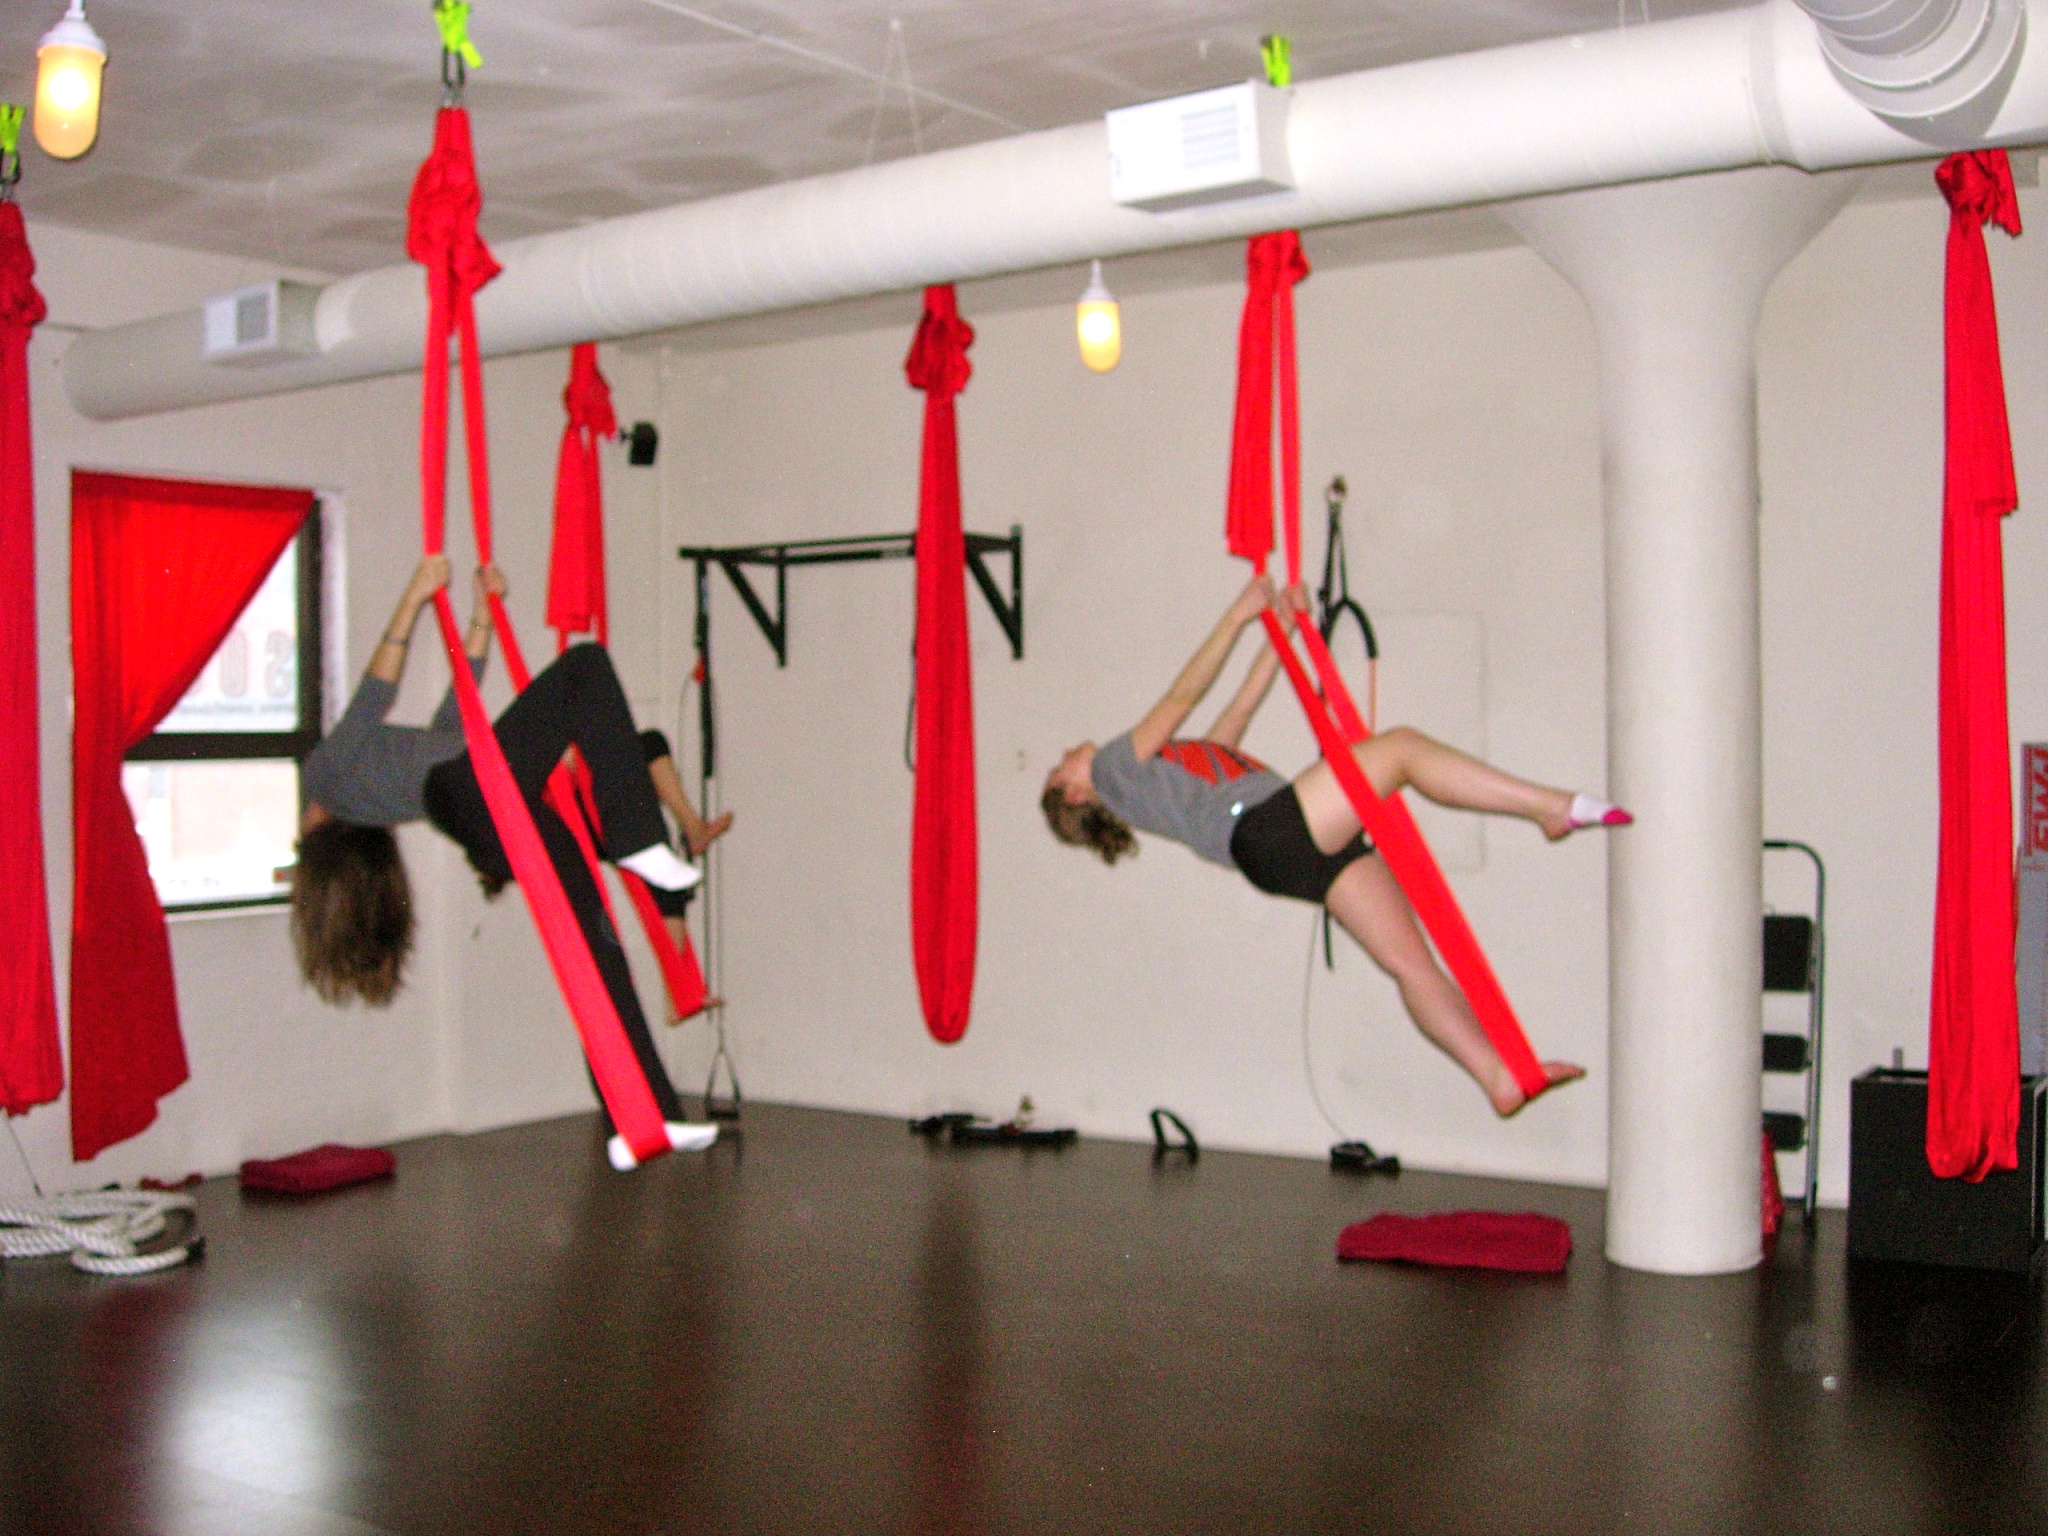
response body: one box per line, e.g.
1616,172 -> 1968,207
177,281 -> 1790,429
35,1 -> 108,161
1076,259 -> 1121,373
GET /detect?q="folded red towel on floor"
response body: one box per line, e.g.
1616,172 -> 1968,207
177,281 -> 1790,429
1337,1211 -> 1572,1274
240,1144 -> 396,1196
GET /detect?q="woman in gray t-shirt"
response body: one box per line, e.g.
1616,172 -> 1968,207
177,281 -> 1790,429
1042,575 -> 1630,1118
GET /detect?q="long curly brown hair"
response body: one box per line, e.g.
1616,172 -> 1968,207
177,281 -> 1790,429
1040,784 -> 1138,865
290,820 -> 415,1006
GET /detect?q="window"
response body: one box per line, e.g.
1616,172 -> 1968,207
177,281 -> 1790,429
122,502 -> 324,911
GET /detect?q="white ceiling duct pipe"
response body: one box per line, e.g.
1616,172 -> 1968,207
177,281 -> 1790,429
1794,0 -> 2028,134
64,0 -> 2048,422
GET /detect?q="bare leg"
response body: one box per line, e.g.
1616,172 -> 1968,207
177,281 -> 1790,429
647,753 -> 733,856
1294,726 -> 1576,854
1324,857 -> 1584,1116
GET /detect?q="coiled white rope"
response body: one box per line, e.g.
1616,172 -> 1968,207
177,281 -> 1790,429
0,1190 -> 201,1275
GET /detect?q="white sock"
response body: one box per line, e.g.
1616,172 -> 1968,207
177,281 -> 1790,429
620,843 -> 702,891
1567,792 -> 1632,829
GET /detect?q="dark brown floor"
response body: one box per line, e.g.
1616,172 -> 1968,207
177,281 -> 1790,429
2,1102 -> 2043,1536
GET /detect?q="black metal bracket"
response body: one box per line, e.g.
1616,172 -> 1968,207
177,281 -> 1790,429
678,525 -> 1024,668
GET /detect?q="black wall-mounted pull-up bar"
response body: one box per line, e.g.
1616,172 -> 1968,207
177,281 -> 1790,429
677,525 -> 1024,667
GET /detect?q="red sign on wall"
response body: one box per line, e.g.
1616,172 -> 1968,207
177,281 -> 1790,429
2026,744 -> 2048,859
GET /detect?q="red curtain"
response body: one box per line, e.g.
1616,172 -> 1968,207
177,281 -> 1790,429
904,285 -> 978,1044
546,342 -> 616,647
1927,150 -> 2023,1182
0,203 -> 60,1117
69,472 -> 311,1161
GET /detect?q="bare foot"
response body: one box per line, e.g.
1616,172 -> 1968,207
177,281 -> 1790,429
1491,1061 -> 1586,1117
665,994 -> 725,1026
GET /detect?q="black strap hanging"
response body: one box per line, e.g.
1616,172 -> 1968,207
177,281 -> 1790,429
1317,475 -> 1378,677
1316,475 -> 1378,970
1149,1107 -> 1199,1162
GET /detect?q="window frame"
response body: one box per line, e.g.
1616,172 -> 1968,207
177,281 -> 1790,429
124,499 -> 324,914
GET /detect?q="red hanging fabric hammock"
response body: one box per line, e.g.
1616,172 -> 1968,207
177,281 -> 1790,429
904,286 -> 978,1044
1227,232 -> 1550,1103
547,343 -> 615,646
0,203 -> 60,1119
70,472 -> 310,1160
543,342 -> 709,1020
1927,149 -> 2023,1182
406,107 -> 672,1167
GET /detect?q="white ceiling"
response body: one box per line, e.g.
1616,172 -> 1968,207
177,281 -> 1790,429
4,0 -> 1755,278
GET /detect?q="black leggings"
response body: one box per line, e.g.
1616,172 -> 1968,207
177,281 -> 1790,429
422,644 -> 683,1124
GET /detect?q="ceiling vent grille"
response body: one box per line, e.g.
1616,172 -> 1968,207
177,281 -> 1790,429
201,281 -> 319,366
1107,81 -> 1294,213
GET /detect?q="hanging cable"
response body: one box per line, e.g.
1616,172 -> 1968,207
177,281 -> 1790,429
681,623 -> 740,1118
5,1116 -> 43,1198
1299,916 -> 1356,1142
903,626 -> 917,771
625,0 -> 1023,135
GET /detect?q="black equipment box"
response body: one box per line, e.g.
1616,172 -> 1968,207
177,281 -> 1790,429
1848,1068 -> 2046,1272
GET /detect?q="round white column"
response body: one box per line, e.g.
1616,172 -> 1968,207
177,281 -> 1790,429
1503,166 -> 1857,1274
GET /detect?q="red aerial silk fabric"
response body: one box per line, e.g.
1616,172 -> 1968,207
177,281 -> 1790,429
0,203 -> 60,1118
904,286 -> 978,1044
1336,1210 -> 1573,1273
69,472 -> 310,1160
1761,1130 -> 1785,1241
407,107 -> 670,1165
1228,232 -> 1549,1102
547,343 -> 615,646
1927,150 -> 2023,1182
541,344 -> 710,1019
239,1142 -> 395,1195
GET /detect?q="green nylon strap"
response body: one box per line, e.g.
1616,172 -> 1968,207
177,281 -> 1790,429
1260,34 -> 1292,89
0,105 -> 21,158
435,0 -> 483,69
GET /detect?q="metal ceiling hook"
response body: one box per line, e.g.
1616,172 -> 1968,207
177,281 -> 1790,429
441,48 -> 467,106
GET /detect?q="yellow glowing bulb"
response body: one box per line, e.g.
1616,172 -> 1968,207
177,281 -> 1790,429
1076,260 -> 1121,373
49,65 -> 91,112
35,5 -> 109,162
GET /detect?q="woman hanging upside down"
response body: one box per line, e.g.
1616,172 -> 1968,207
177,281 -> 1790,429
1042,575 -> 1629,1117
291,556 -> 732,1129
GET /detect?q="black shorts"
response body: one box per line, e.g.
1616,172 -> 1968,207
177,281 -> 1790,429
1229,786 -> 1371,905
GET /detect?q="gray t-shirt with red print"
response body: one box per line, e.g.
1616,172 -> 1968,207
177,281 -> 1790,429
1089,732 -> 1288,869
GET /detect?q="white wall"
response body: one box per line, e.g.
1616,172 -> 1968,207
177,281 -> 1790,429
19,171 -> 2044,1207
1760,184 -> 2048,1205
653,181 -> 2048,1206
653,235 -> 1615,1187
13,221 -> 672,1191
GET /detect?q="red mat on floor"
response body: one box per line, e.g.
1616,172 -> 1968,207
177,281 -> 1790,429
240,1144 -> 395,1196
1338,1211 -> 1572,1274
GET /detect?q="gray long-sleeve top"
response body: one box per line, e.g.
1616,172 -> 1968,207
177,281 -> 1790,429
300,656 -> 486,827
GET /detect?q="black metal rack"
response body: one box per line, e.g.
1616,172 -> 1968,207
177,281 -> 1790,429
1763,839 -> 1827,1222
677,526 -> 1024,668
